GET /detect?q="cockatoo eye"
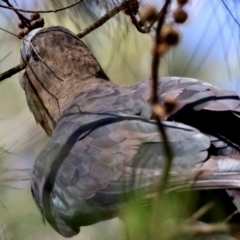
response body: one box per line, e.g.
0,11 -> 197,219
30,46 -> 40,62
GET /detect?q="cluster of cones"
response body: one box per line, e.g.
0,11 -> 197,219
17,13 -> 44,38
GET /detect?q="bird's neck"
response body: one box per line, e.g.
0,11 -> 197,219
31,76 -> 110,136
60,77 -> 112,116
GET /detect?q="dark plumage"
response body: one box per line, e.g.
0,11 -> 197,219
19,26 -> 240,237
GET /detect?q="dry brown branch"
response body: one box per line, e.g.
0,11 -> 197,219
224,210 -> 239,223
127,4 -> 175,36
149,0 -> 172,238
190,202 -> 215,221
0,0 -> 84,13
0,65 -> 23,82
173,223 -> 237,238
2,0 -> 31,29
161,220 -> 240,240
0,27 -> 28,82
151,0 -> 172,199
3,0 -> 44,39
127,7 -> 151,33
77,0 -> 129,38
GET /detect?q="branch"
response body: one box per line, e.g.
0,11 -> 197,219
0,65 -> 23,82
224,210 -> 239,223
159,216 -> 240,239
0,0 -> 83,13
127,4 -> 172,35
149,1 -> 172,238
169,222 -> 240,239
127,8 -> 151,33
2,0 -> 31,28
77,0 -> 129,38
151,0 -> 172,199
189,202 -> 215,221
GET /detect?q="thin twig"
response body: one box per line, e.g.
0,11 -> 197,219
222,0 -> 240,28
224,210 -> 239,223
0,26 -> 22,39
77,0 -> 129,38
77,0 -> 162,39
0,0 -> 84,13
0,52 -> 11,64
190,202 -> 215,221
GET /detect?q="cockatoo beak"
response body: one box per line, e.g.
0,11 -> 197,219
19,28 -> 43,67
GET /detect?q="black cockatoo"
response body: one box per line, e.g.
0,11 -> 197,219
19,26 -> 240,238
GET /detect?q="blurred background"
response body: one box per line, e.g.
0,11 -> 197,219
0,0 -> 240,239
